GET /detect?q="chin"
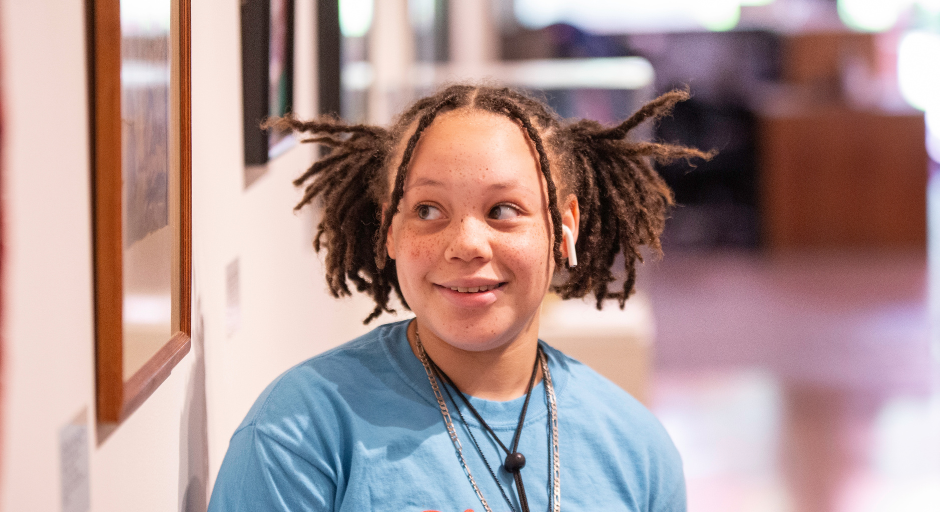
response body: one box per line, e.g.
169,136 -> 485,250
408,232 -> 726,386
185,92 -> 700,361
423,310 -> 536,354
440,333 -> 511,353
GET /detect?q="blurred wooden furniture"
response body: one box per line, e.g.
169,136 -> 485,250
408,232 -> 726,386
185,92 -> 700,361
781,32 -> 877,93
759,31 -> 928,250
759,107 -> 927,250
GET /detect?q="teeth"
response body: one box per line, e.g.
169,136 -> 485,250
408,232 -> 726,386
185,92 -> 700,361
449,284 -> 498,293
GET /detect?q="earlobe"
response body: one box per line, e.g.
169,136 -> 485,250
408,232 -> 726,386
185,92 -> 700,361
386,235 -> 396,260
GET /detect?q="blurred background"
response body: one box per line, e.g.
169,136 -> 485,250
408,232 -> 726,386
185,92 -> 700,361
2,0 -> 939,511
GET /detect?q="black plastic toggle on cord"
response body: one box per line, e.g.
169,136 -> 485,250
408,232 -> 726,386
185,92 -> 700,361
504,452 -> 526,473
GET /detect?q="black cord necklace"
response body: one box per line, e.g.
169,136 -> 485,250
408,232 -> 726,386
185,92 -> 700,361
424,348 -> 542,512
434,368 -> 519,511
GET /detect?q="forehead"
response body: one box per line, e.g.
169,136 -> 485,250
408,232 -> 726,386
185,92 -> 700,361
402,109 -> 542,189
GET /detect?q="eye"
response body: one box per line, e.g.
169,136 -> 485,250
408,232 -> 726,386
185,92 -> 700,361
488,204 -> 520,220
415,203 -> 442,220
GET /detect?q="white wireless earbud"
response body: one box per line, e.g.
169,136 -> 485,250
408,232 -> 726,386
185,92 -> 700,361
561,225 -> 577,267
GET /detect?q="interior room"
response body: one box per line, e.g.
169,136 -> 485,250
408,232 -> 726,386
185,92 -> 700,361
1,0 -> 938,511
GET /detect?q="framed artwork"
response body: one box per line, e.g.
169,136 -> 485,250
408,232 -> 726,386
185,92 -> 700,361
242,0 -> 295,172
91,0 -> 191,425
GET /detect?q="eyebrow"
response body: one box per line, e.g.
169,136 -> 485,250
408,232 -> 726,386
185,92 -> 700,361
406,177 -> 528,191
407,177 -> 445,189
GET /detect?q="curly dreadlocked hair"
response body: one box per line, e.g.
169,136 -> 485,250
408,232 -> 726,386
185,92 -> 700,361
266,85 -> 713,323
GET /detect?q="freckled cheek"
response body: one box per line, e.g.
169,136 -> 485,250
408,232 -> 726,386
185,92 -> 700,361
398,231 -> 446,267
497,231 -> 552,280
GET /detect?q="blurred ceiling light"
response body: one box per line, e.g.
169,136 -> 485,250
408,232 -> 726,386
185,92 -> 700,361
409,0 -> 436,31
838,0 -> 908,32
502,57 -> 654,89
409,56 -> 655,91
915,0 -> 940,14
897,30 -> 940,111
691,0 -> 742,32
339,0 -> 374,38
513,0 -> 772,33
514,0 -> 566,29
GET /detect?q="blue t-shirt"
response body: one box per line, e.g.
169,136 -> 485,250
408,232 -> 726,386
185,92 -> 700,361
208,320 -> 686,511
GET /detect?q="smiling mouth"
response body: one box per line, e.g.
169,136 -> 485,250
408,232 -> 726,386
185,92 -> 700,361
444,283 -> 505,293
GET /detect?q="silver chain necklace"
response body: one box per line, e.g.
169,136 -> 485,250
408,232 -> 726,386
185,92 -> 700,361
414,326 -> 560,512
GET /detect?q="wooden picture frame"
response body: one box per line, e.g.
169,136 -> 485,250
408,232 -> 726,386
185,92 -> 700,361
241,0 -> 295,170
91,0 -> 191,425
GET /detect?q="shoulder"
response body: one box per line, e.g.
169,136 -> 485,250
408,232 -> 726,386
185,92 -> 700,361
546,343 -> 671,441
210,322 -> 419,511
544,344 -> 685,508
544,344 -> 646,415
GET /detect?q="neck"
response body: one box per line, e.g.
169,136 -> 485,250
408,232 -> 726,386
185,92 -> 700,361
408,319 -> 542,402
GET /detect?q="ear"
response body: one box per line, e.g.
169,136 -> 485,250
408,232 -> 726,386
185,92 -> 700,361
560,194 -> 579,260
383,203 -> 397,260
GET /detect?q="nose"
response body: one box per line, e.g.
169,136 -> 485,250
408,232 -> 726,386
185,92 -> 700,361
444,215 -> 493,263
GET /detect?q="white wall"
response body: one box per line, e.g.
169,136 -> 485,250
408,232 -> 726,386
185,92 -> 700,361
1,0 -> 99,508
1,0 -> 379,510
190,0 -> 379,492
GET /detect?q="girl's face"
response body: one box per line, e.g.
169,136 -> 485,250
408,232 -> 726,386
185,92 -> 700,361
386,110 -> 573,353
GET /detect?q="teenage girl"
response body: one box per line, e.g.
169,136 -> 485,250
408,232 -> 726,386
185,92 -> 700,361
208,85 -> 711,511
